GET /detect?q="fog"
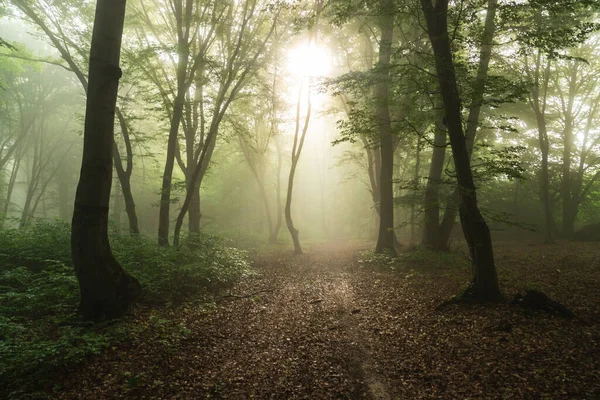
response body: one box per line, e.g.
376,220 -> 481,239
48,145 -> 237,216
1,0 -> 600,250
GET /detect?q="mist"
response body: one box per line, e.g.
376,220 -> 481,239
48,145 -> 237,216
1,0 -> 599,398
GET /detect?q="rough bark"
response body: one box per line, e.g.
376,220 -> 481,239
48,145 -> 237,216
71,0 -> 140,321
421,0 -> 502,302
374,0 -> 396,255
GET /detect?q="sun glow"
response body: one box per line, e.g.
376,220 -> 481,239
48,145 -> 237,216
286,44 -> 331,77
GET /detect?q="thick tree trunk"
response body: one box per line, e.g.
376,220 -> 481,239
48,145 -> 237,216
374,0 -> 396,255
71,0 -> 140,321
421,0 -> 502,302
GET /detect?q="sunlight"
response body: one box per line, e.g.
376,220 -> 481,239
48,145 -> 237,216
286,44 -> 331,77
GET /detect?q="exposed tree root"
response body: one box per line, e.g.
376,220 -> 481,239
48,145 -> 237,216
511,289 -> 575,318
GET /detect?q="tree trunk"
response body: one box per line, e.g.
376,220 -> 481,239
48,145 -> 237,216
112,181 -> 123,228
1,153 -> 21,227
560,64 -> 578,238
422,103 -> 447,248
427,0 -> 498,251
114,110 -> 140,234
285,81 -> 311,255
410,136 -> 421,244
374,0 -> 396,255
157,91 -> 186,246
421,0 -> 502,302
270,135 -> 284,244
188,183 -> 201,234
71,0 -> 141,321
530,52 -> 555,244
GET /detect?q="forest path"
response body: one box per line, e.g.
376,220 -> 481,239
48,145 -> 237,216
53,240 -> 600,399
56,241 -> 401,399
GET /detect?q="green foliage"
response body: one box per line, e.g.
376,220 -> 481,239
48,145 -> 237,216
0,221 -> 250,398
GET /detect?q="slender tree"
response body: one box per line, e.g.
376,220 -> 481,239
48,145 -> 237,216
421,0 -> 502,301
374,0 -> 396,255
71,0 -> 141,320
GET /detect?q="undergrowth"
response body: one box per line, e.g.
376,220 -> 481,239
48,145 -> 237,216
0,220 -> 250,399
358,245 -> 470,272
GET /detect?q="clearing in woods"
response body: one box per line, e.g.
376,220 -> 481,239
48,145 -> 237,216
54,241 -> 599,399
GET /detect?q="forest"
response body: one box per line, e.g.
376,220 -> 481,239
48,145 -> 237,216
0,0 -> 599,398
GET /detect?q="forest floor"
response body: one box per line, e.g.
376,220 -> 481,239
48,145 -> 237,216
51,240 -> 599,399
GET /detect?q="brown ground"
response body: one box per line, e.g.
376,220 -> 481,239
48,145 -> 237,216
53,241 -> 600,399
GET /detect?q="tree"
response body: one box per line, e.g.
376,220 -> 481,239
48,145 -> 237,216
171,0 -> 281,247
13,0 -> 140,234
373,0 -> 396,255
422,0 -> 499,251
71,0 -> 141,321
421,0 -> 502,301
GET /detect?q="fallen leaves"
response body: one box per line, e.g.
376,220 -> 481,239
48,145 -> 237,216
46,240 -> 600,399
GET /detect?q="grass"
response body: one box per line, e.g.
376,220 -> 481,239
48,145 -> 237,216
0,220 -> 251,399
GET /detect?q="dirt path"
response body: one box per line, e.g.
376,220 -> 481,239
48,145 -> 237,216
54,241 -> 600,399
55,242 -> 397,399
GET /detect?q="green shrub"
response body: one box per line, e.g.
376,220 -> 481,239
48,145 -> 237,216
0,221 -> 251,398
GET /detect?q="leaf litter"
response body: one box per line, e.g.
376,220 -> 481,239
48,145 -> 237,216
50,240 -> 599,399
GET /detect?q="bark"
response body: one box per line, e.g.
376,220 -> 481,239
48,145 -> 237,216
422,103 -> 447,248
374,0 -> 396,255
431,0 -> 498,250
421,0 -> 503,302
71,0 -> 141,321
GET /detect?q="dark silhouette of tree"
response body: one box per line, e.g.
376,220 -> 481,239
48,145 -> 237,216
421,0 -> 502,302
71,0 -> 141,320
